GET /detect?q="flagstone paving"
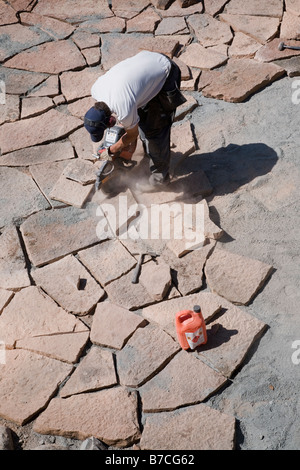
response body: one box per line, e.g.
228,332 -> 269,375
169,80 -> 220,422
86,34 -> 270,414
0,0 -> 294,451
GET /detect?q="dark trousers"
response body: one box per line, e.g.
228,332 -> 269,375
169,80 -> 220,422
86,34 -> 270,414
138,60 -> 183,183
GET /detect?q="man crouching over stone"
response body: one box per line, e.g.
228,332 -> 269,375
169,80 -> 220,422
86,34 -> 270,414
84,50 -> 186,192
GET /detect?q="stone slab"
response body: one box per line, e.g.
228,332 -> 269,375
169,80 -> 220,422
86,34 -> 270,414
229,32 -> 262,58
140,350 -> 228,412
0,108 -> 82,154
21,96 -> 54,119
63,159 -> 96,185
142,291 -> 222,340
0,286 -> 87,349
0,94 -> 19,124
198,306 -> 267,377
30,159 -> 74,208
67,97 -> 95,120
90,301 -> 146,349
0,288 -> 14,314
0,140 -> 74,167
0,67 -> 48,95
33,388 -> 141,448
205,248 -> 273,305
31,254 -> 105,315
224,0 -> 283,18
0,225 -> 31,290
139,260 -> 172,301
68,126 -> 95,160
140,403 -> 235,450
187,13 -> 233,47
280,11 -> 300,39
21,203 -> 112,267
0,2 -> 18,25
159,1 -> 203,16
179,42 -> 228,70
116,324 -> 180,387
0,167 -> 50,227
60,67 -> 102,102
155,16 -> 189,36
0,349 -> 73,425
127,8 -> 161,33
202,59 -> 285,103
33,0 -> 113,23
255,37 -> 300,62
27,74 -> 59,97
49,173 -> 94,208
0,23 -> 51,62
4,39 -> 86,74
286,0 -> 300,16
16,331 -> 90,364
20,11 -> 75,39
77,16 -> 126,34
204,0 -> 229,16
60,347 -> 117,397
219,14 -> 280,44
78,238 -> 136,286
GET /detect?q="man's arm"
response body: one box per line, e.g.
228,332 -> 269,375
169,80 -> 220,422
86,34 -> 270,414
109,124 -> 139,155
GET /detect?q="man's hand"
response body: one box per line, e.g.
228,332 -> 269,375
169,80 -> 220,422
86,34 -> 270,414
109,124 -> 139,155
97,148 -> 113,161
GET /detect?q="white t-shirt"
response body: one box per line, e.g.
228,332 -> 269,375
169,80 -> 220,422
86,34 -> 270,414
91,51 -> 171,129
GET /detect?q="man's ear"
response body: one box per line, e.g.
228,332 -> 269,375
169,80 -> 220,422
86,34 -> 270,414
108,116 -> 116,127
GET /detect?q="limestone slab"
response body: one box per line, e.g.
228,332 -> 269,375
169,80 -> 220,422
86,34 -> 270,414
116,325 -> 180,387
140,350 -> 228,412
202,59 -> 285,103
19,11 -> 75,39
0,108 -> 82,154
155,16 -> 189,36
0,167 -> 50,227
140,403 -> 235,450
67,97 -> 95,120
63,159 -> 96,185
21,96 -> 54,119
50,173 -> 94,208
0,225 -> 31,290
33,0 -> 113,23
0,349 -> 73,425
81,47 -> 101,66
78,239 -> 136,286
90,301 -> 146,349
60,347 -> 117,397
139,261 -> 172,301
229,32 -> 262,58
0,286 -> 87,349
60,67 -> 102,102
0,288 -> 14,314
27,75 -> 59,97
71,31 -> 100,50
0,23 -> 51,62
31,255 -> 105,315
77,16 -> 126,34
224,0 -> 283,18
68,126 -> 95,159
127,8 -> 161,33
33,388 -> 141,447
21,203 -> 111,267
142,291 -> 222,340
16,331 -> 90,364
0,141 -> 74,167
4,40 -> 86,74
0,67 -> 48,95
219,14 -> 280,44
179,42 -> 228,70
198,306 -> 267,377
255,38 -> 300,62
187,13 -> 233,47
205,248 -> 273,305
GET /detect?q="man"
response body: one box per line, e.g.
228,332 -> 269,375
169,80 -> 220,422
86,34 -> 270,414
84,50 -> 186,191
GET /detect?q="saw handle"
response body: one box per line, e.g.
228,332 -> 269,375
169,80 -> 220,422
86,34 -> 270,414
131,254 -> 144,284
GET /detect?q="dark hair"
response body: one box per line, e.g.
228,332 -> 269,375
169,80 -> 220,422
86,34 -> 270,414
94,101 -> 111,119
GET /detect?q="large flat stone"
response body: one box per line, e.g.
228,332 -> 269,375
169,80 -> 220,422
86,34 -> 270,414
0,225 -> 31,290
229,32 -> 262,58
140,403 -> 236,450
0,349 -> 73,425
159,1 -> 203,16
202,58 -> 285,103
21,203 -> 111,267
31,255 -> 105,315
33,0 -> 113,23
33,388 -> 141,447
139,260 -> 172,301
78,239 -> 136,286
68,126 -> 95,159
60,347 -> 117,397
90,301 -> 146,349
4,40 -> 86,74
111,0 -> 154,16
205,248 -> 273,305
286,0 -> 300,16
16,331 -> 89,364
116,324 -> 180,387
0,23 -> 51,62
198,306 -> 267,377
0,109 -> 82,154
224,0 -> 283,17
187,13 -> 233,47
20,11 -> 75,40
140,350 -> 227,412
49,173 -> 94,208
27,74 -> 59,97
0,286 -> 87,349
155,16 -> 189,36
142,291 -> 222,340
0,67 -> 48,95
204,0 -> 229,16
281,11 -> 300,40
0,94 -> 19,124
0,141 -> 74,167
60,67 -> 102,102
219,14 -> 280,44
179,42 -> 228,70
0,167 -> 50,227
21,96 -> 54,119
0,2 -> 18,25
0,288 -> 14,314
127,8 -> 161,33
255,38 -> 300,62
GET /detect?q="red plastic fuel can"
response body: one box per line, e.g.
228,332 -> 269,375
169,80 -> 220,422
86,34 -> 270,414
175,305 -> 207,350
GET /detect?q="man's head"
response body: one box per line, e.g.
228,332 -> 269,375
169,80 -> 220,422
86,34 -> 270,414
84,102 -> 116,142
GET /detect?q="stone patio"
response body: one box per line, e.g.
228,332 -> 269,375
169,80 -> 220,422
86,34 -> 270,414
0,0 -> 296,452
